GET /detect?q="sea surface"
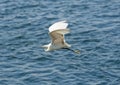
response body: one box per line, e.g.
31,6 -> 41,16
0,0 -> 120,85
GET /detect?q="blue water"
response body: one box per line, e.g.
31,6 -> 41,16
0,0 -> 120,85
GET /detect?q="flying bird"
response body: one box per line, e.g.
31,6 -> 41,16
42,21 -> 80,54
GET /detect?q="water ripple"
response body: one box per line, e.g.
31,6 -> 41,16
0,0 -> 120,85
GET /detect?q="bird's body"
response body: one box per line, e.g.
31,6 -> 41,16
42,21 -> 71,51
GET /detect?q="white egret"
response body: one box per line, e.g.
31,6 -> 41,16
42,21 -> 80,54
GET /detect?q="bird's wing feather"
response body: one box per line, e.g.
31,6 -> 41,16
49,30 -> 66,46
49,21 -> 68,33
54,29 -> 70,35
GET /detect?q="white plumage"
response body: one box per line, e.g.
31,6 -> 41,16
42,21 -> 71,51
49,21 -> 68,32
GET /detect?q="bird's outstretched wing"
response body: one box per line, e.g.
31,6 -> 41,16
49,29 -> 70,46
49,21 -> 68,33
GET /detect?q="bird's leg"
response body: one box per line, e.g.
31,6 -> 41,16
63,48 -> 80,54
